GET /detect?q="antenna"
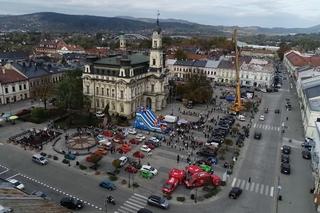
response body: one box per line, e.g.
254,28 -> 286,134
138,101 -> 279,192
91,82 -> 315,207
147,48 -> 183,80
157,10 -> 160,26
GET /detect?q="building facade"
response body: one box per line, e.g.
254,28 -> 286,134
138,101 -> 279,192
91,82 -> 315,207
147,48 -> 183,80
0,65 -> 29,105
167,56 -> 274,87
82,27 -> 168,118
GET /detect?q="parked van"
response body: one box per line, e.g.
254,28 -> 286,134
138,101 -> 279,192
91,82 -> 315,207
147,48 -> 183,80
237,115 -> 245,121
98,140 -> 113,150
32,154 -> 48,165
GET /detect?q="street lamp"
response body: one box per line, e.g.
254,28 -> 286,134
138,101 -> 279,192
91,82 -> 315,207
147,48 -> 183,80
104,196 -> 108,213
194,188 -> 198,203
128,172 -> 131,188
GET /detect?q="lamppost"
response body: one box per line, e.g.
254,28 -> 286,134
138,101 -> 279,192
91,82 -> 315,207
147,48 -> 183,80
194,188 -> 198,203
128,172 -> 131,188
276,176 -> 282,213
104,196 -> 108,213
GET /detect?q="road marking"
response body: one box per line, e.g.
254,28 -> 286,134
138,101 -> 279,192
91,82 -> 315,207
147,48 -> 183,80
245,182 -> 250,190
277,127 -> 280,131
240,180 -> 246,189
231,178 -> 237,187
6,173 -> 20,180
119,206 -> 137,213
123,203 -> 139,211
260,184 -> 264,194
270,187 -> 274,197
125,201 -> 144,209
128,198 -> 146,206
130,196 -> 146,203
253,123 -> 257,128
134,193 -> 148,200
266,126 -> 270,130
265,185 -> 269,196
255,183 -> 260,193
117,209 -> 127,213
236,179 -> 241,187
0,143 -> 3,145
0,168 -> 9,175
250,182 -> 255,191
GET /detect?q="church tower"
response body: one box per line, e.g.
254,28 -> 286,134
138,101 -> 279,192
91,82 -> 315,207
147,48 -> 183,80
149,12 -> 164,73
119,34 -> 126,51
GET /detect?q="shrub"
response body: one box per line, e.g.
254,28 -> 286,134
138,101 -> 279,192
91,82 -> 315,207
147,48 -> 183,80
53,156 -> 59,160
114,169 -> 120,175
109,175 -> 118,181
79,164 -> 87,170
176,197 -> 185,202
47,154 -> 52,158
132,182 -> 139,188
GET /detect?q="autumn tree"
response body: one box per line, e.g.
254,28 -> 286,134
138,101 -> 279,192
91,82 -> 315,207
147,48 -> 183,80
174,48 -> 187,60
32,77 -> 55,110
277,42 -> 291,61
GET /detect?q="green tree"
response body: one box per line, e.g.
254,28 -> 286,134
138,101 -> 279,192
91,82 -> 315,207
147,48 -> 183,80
277,42 -> 291,61
176,73 -> 212,104
32,77 -> 54,110
55,69 -> 85,110
174,49 -> 187,60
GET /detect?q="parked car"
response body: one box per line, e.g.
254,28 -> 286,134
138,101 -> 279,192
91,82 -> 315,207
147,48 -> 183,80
119,156 -> 128,167
302,150 -> 311,160
136,134 -> 146,142
99,180 -> 116,190
125,165 -> 138,173
31,191 -> 49,199
229,187 -> 242,199
140,145 -> 152,153
138,208 -> 153,213
274,109 -> 280,114
60,197 -> 84,210
147,195 -> 169,209
281,154 -> 290,163
281,163 -> 291,175
196,149 -> 216,158
129,138 -> 140,145
128,128 -> 137,135
259,115 -> 265,121
140,165 -> 158,176
8,179 -> 24,190
281,145 -> 291,154
65,153 -> 76,160
32,154 -> 48,165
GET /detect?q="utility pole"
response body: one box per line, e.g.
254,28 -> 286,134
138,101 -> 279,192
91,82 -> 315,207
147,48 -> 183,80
104,196 -> 108,213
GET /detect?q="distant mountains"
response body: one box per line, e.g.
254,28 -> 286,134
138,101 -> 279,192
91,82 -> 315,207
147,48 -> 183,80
0,12 -> 319,36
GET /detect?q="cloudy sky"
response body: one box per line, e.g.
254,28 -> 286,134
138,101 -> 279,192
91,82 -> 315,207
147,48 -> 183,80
0,0 -> 319,28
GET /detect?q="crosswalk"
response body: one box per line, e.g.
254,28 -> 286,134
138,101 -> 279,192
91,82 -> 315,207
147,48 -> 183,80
231,177 -> 274,198
115,193 -> 148,213
253,123 -> 280,131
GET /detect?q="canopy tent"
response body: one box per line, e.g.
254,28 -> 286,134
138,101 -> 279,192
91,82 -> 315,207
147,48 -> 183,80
177,119 -> 189,125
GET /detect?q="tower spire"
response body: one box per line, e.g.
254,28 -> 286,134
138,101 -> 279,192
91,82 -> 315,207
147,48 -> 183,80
157,10 -> 160,26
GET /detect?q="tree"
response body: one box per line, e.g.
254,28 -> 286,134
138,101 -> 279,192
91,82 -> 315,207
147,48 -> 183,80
277,42 -> 291,61
112,159 -> 121,171
176,73 -> 212,104
55,69 -> 86,110
32,78 -> 54,110
174,49 -> 187,60
86,153 -> 103,169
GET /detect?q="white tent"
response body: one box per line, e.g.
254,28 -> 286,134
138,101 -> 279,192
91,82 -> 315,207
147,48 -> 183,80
164,115 -> 178,123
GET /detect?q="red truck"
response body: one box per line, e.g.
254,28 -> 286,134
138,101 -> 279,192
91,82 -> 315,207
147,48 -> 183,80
162,169 -> 185,194
185,171 -> 221,188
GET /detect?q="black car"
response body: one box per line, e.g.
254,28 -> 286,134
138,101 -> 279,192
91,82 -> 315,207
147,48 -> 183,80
281,154 -> 290,163
301,142 -> 313,151
147,195 -> 169,209
196,149 -> 216,158
138,208 -> 153,213
254,132 -> 262,140
281,163 -> 290,175
60,197 -> 84,210
281,145 -> 291,154
302,150 -> 311,160
275,109 -> 280,114
229,187 -> 242,199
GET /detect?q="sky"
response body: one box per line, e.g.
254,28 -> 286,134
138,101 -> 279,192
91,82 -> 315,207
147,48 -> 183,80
0,0 -> 319,28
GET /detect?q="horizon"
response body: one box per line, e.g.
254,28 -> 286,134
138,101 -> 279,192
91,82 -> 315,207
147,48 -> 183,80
0,0 -> 319,28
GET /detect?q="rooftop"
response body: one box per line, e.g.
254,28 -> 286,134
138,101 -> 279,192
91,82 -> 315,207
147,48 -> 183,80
0,67 -> 27,84
95,53 -> 149,66
285,50 -> 320,67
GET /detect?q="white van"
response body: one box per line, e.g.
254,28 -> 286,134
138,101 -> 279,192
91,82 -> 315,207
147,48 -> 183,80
32,154 -> 48,165
98,139 -> 113,150
237,115 -> 246,121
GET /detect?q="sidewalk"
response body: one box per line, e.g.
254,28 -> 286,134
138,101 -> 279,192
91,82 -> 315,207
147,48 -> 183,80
0,99 -> 45,115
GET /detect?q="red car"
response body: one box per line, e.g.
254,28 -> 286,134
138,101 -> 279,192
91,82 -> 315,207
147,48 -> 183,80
133,151 -> 145,159
129,138 -> 140,145
117,144 -> 131,154
144,142 -> 155,150
125,165 -> 138,173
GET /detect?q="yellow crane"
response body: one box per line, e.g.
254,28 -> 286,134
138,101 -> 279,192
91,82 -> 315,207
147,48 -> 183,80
230,29 -> 244,113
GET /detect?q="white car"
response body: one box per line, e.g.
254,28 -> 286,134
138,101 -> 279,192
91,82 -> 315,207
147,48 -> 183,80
140,145 -> 152,153
136,134 -> 146,142
259,115 -> 265,121
119,156 -> 128,167
95,111 -> 105,118
148,136 -> 159,143
8,179 -> 25,190
128,128 -> 137,135
140,165 -> 158,175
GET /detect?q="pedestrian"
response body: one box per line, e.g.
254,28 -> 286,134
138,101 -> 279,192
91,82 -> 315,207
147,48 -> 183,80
177,155 -> 180,163
248,177 -> 251,183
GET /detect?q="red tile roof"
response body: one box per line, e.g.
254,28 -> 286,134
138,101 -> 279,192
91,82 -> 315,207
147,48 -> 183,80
0,67 -> 27,84
286,51 -> 320,67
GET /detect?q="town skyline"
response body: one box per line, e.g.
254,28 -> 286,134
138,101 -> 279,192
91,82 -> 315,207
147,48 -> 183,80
0,0 -> 319,28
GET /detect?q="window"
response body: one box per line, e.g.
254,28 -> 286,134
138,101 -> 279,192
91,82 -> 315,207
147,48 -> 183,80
246,75 -> 249,79
24,94 -> 27,99
23,84 -> 26,89
101,99 -> 105,108
86,86 -> 89,94
152,59 -> 156,66
107,88 -> 110,96
120,90 -> 124,99
12,86 -> 15,92
96,99 -> 100,108
154,40 -> 157,47
120,104 -> 124,112
96,87 -> 99,95
151,84 -> 155,93
19,85 -> 22,90
214,72 -> 216,75
112,89 -> 115,97
5,88 -> 8,94
101,88 -> 104,96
